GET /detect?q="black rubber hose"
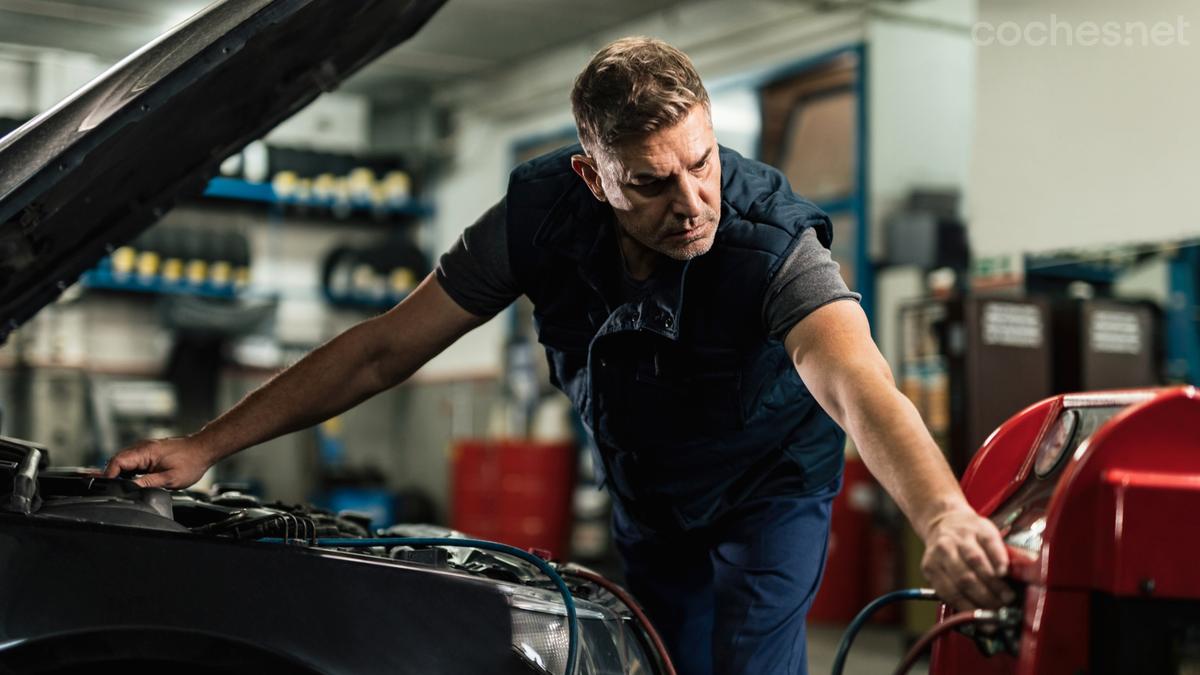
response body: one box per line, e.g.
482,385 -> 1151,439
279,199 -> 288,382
831,588 -> 939,675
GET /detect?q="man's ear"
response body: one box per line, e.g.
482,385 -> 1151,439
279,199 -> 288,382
570,154 -> 607,203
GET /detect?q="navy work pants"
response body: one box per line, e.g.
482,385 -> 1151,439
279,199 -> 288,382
613,478 -> 838,675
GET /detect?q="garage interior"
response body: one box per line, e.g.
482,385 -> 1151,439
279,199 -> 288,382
0,0 -> 1198,673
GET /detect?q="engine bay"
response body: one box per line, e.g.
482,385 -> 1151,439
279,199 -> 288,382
0,435 -> 668,675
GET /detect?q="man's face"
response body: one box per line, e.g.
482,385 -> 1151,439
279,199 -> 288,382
576,104 -> 722,262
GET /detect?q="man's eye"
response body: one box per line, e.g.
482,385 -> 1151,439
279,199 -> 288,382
692,160 -> 708,173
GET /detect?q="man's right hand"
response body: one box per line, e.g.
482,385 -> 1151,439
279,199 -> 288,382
102,435 -> 217,489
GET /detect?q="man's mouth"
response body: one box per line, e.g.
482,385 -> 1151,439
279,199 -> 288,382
663,218 -> 714,243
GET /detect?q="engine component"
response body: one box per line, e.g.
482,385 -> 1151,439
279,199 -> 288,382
0,436 -> 46,515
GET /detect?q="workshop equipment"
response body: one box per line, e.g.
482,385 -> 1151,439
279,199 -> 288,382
899,296 -> 1053,475
924,386 -> 1200,674
451,439 -> 576,559
897,296 -> 1054,639
1050,298 -> 1161,393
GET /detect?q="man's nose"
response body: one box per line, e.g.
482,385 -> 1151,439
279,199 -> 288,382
673,175 -> 705,222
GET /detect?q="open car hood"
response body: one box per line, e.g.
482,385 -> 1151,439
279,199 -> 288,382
0,0 -> 446,342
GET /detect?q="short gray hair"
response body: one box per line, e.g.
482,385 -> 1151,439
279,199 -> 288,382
571,36 -> 710,153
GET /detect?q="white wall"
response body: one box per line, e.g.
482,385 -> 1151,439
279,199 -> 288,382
267,93 -> 371,154
867,1 -> 977,257
32,50 -> 106,113
0,57 -> 32,118
863,1 -> 977,368
0,48 -> 106,120
970,0 -> 1200,256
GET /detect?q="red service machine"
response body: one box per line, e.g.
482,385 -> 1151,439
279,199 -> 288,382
928,386 -> 1200,674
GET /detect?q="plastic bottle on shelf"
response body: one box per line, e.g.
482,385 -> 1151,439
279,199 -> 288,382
351,263 -> 385,302
209,231 -> 235,292
381,170 -> 411,205
111,244 -> 137,280
389,267 -> 416,297
182,228 -> 209,288
219,151 -> 242,177
230,231 -> 252,290
347,167 -> 377,204
294,178 -> 313,204
159,226 -> 186,289
272,170 -> 299,201
330,177 -> 353,219
313,173 -> 338,203
134,229 -> 162,286
242,141 -> 269,183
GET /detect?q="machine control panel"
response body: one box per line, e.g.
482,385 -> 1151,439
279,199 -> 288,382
990,404 -> 1129,556
933,387 -> 1199,675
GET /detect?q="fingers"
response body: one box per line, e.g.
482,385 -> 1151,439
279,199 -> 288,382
924,559 -> 974,611
922,522 -> 1015,610
936,555 -> 997,609
976,528 -> 1015,603
978,524 -> 1011,577
946,544 -> 1008,608
105,438 -> 209,490
134,471 -> 173,489
103,445 -> 153,478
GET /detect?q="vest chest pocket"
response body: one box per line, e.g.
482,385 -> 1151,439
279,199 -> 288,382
617,345 -> 746,442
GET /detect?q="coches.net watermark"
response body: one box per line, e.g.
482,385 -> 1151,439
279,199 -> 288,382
973,15 -> 1191,48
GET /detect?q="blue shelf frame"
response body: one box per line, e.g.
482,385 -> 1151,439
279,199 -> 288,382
754,44 -> 874,328
203,177 -> 435,218
81,265 -> 239,300
1167,244 -> 1200,385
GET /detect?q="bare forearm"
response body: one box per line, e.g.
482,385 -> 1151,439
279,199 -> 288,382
784,303 -> 971,537
192,274 -> 484,461
193,316 -> 401,459
833,374 -> 970,538
787,302 -> 1011,607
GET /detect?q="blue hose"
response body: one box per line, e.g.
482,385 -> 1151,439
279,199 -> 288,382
831,588 -> 939,675
259,536 -> 579,675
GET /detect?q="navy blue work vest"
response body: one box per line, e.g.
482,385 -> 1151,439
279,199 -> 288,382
507,144 -> 846,531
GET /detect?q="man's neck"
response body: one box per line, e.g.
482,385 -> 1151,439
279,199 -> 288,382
614,224 -> 660,282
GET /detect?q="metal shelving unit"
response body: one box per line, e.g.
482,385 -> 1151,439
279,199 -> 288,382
203,177 -> 434,219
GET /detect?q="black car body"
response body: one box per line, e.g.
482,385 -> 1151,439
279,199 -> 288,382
0,2 -> 665,673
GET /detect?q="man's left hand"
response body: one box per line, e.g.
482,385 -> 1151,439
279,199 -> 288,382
920,508 -> 1016,610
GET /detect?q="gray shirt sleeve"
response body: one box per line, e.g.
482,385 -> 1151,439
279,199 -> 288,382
434,198 -> 521,317
763,228 -> 862,341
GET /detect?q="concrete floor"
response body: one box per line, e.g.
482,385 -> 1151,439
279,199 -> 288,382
807,624 -> 928,675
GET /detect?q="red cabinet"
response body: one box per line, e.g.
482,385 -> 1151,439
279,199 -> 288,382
450,440 -> 576,559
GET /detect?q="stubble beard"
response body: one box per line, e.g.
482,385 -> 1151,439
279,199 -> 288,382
660,206 -> 719,261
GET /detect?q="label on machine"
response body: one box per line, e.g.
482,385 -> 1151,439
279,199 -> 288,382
1090,309 -> 1143,355
982,302 -> 1044,348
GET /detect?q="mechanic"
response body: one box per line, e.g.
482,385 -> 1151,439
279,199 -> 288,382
106,37 -> 1013,675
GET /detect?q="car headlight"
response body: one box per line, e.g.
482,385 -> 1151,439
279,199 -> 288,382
505,585 -> 658,674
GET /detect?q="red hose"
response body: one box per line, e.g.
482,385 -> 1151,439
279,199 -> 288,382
892,610 -> 1001,675
561,563 -> 678,675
